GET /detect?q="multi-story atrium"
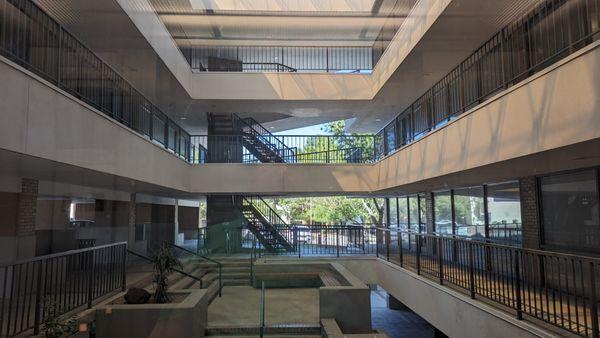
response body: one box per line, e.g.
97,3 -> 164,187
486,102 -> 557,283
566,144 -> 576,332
0,0 -> 599,337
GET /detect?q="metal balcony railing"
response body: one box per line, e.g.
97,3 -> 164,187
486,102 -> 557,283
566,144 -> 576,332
375,0 -> 600,160
237,224 -> 599,337
190,134 -> 375,164
0,242 -> 127,336
181,45 -> 373,73
0,0 -> 193,162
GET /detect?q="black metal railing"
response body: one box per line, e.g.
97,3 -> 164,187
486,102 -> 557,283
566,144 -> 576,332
0,0 -> 193,162
234,114 -> 296,162
0,242 -> 127,336
189,134 -> 375,164
375,0 -> 600,160
182,45 -> 373,73
164,243 -> 222,297
194,62 -> 298,73
242,196 -> 288,229
375,228 -> 600,337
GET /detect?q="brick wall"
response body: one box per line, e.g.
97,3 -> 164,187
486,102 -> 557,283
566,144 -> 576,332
17,178 -> 38,236
425,192 -> 435,234
519,176 -> 541,249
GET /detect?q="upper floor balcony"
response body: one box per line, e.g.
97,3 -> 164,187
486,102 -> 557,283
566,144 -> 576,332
152,0 -> 413,74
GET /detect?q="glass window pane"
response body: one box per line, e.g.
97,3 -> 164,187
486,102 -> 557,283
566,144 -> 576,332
434,191 -> 452,234
408,196 -> 419,232
388,198 -> 398,227
540,170 -> 600,253
488,181 -> 522,244
419,194 -> 427,233
398,197 -> 408,231
454,186 -> 485,239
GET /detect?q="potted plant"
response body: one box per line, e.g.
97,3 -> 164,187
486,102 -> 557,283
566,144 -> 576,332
94,244 -> 209,338
38,299 -> 77,338
153,244 -> 182,304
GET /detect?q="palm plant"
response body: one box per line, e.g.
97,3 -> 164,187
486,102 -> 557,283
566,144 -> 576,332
153,244 -> 182,304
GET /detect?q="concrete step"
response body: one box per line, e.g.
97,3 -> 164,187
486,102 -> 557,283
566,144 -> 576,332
222,279 -> 251,286
206,335 -> 321,337
206,325 -> 321,337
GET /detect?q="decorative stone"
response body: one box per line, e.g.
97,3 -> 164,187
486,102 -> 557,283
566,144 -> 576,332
124,288 -> 150,304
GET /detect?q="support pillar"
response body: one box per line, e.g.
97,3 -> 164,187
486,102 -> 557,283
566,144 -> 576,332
387,293 -> 410,311
425,192 -> 435,234
16,178 -> 38,259
519,176 -> 541,249
174,199 -> 180,245
206,195 -> 244,253
127,193 -> 136,247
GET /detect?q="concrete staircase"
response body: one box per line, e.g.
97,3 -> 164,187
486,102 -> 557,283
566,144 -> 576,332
168,257 -> 253,304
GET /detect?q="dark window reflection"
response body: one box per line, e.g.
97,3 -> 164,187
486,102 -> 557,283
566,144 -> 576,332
541,170 -> 600,253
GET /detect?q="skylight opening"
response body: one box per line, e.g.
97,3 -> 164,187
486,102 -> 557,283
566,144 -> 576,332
189,0 -> 377,12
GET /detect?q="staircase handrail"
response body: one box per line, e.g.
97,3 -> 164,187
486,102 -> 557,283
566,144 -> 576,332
163,242 -> 222,297
243,196 -> 290,229
127,249 -> 206,288
233,114 -> 296,162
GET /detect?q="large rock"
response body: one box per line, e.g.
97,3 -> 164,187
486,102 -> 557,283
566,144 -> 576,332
124,288 -> 151,304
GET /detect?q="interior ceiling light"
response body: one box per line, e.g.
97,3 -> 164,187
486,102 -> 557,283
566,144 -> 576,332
189,0 -> 376,12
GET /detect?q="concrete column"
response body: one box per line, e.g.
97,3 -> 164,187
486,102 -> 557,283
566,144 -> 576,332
519,176 -> 541,249
383,198 -> 389,226
174,199 -> 180,245
16,178 -> 38,259
206,195 -> 244,253
425,192 -> 435,234
387,293 -> 410,311
127,193 -> 136,247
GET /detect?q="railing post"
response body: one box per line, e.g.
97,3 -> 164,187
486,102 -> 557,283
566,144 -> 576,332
376,229 -> 379,258
468,243 -> 475,299
121,245 -> 127,291
416,233 -> 421,275
297,229 -> 301,259
399,230 -> 403,268
438,237 -> 443,285
218,264 -> 222,297
336,228 -> 340,258
514,250 -> 523,320
33,260 -> 43,335
590,262 -> 599,338
87,250 -> 96,309
259,281 -> 265,338
386,229 -> 390,261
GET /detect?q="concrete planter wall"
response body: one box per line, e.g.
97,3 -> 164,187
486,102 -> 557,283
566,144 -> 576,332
95,289 -> 208,338
253,260 -> 372,334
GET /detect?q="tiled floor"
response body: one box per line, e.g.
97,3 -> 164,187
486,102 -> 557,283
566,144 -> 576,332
371,287 -> 436,338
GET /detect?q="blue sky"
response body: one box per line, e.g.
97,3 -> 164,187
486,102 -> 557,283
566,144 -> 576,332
274,123 -> 331,136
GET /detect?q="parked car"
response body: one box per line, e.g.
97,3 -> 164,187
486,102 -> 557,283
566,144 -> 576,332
294,225 -> 312,243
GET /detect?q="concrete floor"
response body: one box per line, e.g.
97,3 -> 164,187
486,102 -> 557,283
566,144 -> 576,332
208,286 -> 320,327
371,287 -> 436,338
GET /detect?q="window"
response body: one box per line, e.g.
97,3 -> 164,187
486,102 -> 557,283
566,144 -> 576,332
434,191 -> 452,234
487,182 -> 522,244
398,197 -> 408,231
540,170 -> 600,252
454,186 -> 485,239
384,124 -> 396,154
408,196 -> 420,232
388,198 -> 398,227
419,194 -> 427,233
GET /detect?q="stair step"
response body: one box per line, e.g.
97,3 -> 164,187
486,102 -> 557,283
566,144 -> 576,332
222,279 -> 251,286
206,325 -> 321,336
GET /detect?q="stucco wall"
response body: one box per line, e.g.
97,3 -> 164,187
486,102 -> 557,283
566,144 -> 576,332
1,41 -> 600,196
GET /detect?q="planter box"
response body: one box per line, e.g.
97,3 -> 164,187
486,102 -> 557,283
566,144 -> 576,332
95,289 -> 208,338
